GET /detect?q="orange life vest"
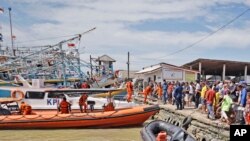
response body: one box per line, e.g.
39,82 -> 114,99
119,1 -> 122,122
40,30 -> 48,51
104,102 -> 115,111
144,86 -> 152,96
60,101 -> 71,114
23,104 -> 32,115
156,131 -> 167,141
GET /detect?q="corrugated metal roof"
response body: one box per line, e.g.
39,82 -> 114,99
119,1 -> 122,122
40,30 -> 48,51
136,65 -> 161,74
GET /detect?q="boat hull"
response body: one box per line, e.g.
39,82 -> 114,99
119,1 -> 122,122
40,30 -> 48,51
0,105 -> 159,129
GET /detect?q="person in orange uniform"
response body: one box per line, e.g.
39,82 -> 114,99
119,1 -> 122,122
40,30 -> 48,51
126,79 -> 133,102
139,83 -> 153,104
156,82 -> 163,102
79,93 -> 88,113
20,101 -> 32,115
59,97 -> 71,114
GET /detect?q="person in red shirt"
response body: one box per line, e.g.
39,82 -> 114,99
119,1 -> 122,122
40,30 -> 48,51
126,79 -> 133,102
206,86 -> 216,120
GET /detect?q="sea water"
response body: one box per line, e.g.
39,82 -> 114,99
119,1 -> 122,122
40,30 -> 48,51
0,127 -> 141,141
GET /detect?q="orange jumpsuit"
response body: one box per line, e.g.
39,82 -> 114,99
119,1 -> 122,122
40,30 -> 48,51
79,94 -> 88,113
126,81 -> 133,102
157,86 -> 163,99
20,102 -> 32,115
59,100 -> 71,114
139,86 -> 152,104
20,102 -> 26,114
23,105 -> 32,115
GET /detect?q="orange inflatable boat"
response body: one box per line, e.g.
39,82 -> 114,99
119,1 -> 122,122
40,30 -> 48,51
0,102 -> 159,129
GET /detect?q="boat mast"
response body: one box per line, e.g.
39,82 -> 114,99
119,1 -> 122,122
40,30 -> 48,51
8,7 -> 14,56
59,42 -> 67,86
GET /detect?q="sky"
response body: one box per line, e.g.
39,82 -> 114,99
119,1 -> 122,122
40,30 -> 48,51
0,0 -> 250,72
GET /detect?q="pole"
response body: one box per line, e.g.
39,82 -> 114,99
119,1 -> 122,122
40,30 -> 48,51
90,55 -> 93,78
8,7 -> 14,56
76,49 -> 82,79
59,42 -> 66,86
127,52 -> 130,79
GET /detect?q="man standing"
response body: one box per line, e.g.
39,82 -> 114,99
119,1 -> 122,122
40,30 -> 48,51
195,80 -> 201,109
126,79 -> 133,102
206,87 -> 216,119
79,94 -> 88,113
162,79 -> 168,104
174,82 -> 183,110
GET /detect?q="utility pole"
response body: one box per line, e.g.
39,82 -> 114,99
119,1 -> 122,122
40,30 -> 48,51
8,7 -> 14,56
90,55 -> 93,78
127,52 -> 130,79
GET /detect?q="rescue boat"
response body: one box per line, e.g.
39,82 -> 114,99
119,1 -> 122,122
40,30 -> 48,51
140,118 -> 195,141
0,99 -> 159,129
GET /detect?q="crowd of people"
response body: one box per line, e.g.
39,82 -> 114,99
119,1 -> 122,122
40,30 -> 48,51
135,79 -> 250,125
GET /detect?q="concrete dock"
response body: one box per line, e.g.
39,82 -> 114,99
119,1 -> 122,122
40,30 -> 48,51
134,95 -> 230,141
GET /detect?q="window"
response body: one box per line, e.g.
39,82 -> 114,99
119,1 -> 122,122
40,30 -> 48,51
25,91 -> 45,99
48,93 -> 65,98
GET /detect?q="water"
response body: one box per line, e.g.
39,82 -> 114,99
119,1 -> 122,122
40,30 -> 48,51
0,128 -> 142,141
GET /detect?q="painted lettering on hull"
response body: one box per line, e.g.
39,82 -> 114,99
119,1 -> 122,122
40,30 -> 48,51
47,99 -> 60,105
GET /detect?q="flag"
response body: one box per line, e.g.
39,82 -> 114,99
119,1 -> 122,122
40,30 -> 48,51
0,7 -> 4,13
12,35 -> 16,40
67,43 -> 75,47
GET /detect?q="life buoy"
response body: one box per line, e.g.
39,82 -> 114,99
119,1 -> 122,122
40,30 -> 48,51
11,90 -> 25,101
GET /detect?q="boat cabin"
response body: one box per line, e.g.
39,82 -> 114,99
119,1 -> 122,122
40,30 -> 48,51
0,87 -> 135,110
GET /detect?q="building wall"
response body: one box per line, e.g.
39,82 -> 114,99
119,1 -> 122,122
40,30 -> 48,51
136,65 -> 198,88
117,70 -> 138,79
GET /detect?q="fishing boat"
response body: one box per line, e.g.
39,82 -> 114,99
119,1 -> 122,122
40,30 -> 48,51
0,99 -> 159,129
140,118 -> 195,141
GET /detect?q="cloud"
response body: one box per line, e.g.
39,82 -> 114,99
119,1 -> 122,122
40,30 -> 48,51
1,0 -> 250,71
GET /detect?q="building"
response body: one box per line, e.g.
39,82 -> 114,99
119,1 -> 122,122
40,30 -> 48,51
115,70 -> 138,79
95,55 -> 116,75
135,63 -> 199,87
182,58 -> 250,83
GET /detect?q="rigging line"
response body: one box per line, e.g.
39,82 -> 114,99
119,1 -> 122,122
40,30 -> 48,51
8,34 -> 76,45
157,8 -> 250,59
5,27 -> 96,45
